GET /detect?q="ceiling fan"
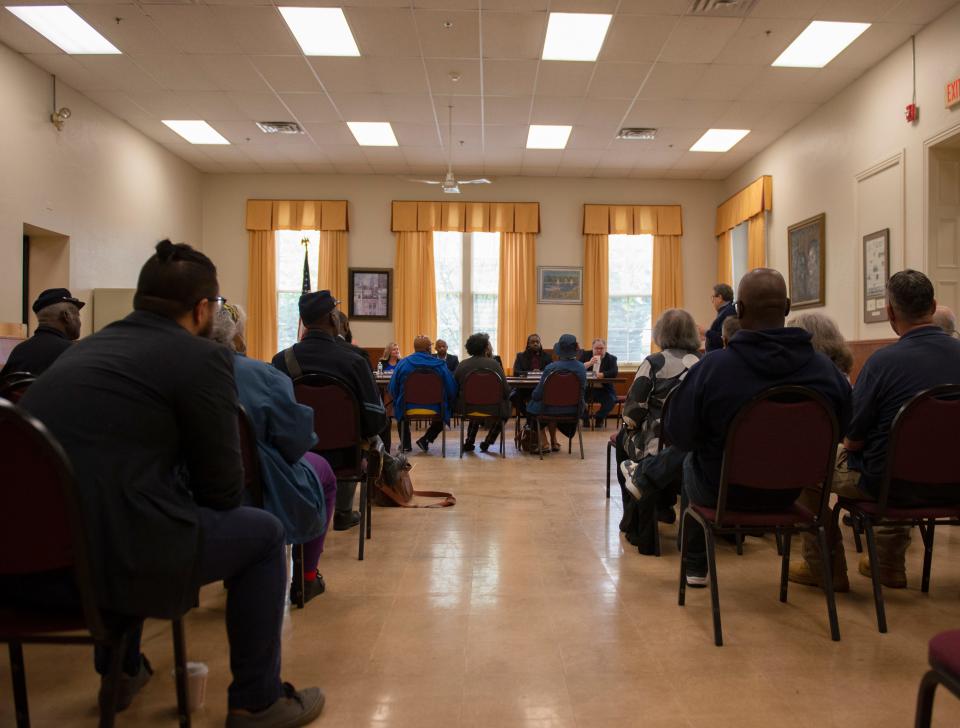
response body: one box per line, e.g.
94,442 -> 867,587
408,105 -> 491,194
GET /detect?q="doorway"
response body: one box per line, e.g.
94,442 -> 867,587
22,223 -> 70,336
928,130 -> 960,316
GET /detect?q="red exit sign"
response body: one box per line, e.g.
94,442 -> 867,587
948,77 -> 960,109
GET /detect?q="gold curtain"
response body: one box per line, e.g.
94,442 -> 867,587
318,230 -> 349,301
747,212 -> 766,270
246,230 -> 277,362
583,234 -> 609,343
497,233 -> 537,373
717,229 -> 733,286
394,231 -> 437,352
652,235 -> 684,322
714,176 -> 772,236
391,200 -> 540,233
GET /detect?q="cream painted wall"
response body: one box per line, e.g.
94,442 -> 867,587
721,3 -> 960,341
202,174 -> 721,357
0,42 -> 202,336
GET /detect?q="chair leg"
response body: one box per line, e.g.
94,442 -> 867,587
775,529 -> 783,556
852,518 -> 864,553
459,417 -> 464,459
704,528 -> 723,647
9,642 -> 29,728
735,531 -> 743,555
605,440 -> 612,499
779,532 -> 792,603
915,670 -> 941,728
816,527 -> 841,641
292,544 -> 306,606
99,633 -> 128,728
172,619 -> 191,728
441,419 -> 446,458
500,419 -> 506,459
678,508 -> 691,607
577,421 -> 584,460
357,479 -> 367,561
365,476 -> 372,540
536,420 -> 543,461
863,520 -> 888,633
920,519 -> 935,594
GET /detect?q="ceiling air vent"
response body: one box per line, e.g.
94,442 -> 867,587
689,0 -> 757,16
617,128 -> 657,141
256,121 -> 304,135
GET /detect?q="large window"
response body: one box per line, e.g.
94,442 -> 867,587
433,231 -> 500,358
276,229 -> 319,352
607,234 -> 653,364
730,221 -> 749,294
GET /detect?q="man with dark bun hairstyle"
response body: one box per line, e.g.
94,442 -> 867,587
13,240 -> 324,726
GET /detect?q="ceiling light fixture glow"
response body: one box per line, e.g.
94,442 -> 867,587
162,120 -> 230,145
526,124 -> 572,150
347,121 -> 398,146
542,12 -> 611,62
772,20 -> 870,68
690,128 -> 750,153
6,5 -> 120,54
278,7 -> 360,56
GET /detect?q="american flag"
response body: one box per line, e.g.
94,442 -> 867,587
301,237 -> 310,294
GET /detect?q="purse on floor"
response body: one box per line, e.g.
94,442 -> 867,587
374,460 -> 456,509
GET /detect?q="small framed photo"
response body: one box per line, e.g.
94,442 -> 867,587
863,228 -> 890,323
348,268 -> 392,321
787,213 -> 826,309
538,266 -> 583,305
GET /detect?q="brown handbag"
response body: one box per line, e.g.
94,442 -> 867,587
374,468 -> 456,508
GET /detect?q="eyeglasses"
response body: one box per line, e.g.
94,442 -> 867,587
202,296 -> 227,308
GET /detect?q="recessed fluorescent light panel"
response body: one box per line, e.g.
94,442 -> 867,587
6,6 -> 120,54
526,124 -> 572,150
278,7 -> 360,56
162,120 -> 230,145
347,121 -> 398,146
772,21 -> 870,68
690,129 -> 750,153
542,12 -> 611,62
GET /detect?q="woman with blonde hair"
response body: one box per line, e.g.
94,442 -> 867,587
787,311 -> 853,377
380,342 -> 401,372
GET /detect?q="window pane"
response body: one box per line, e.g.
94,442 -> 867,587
277,291 -> 301,352
472,294 -> 498,352
731,221 -> 749,293
275,230 -> 320,352
434,232 -> 463,357
471,232 -> 499,352
436,293 -> 462,357
607,234 -> 653,363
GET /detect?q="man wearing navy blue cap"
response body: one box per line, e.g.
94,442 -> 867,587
1,288 -> 84,379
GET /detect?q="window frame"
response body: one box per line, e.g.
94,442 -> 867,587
606,233 -> 654,367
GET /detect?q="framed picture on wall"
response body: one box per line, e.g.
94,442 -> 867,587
787,213 -> 826,309
348,268 -> 392,321
863,228 -> 890,323
538,266 -> 582,304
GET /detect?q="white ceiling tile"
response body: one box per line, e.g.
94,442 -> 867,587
635,63 -> 708,100
712,17 -> 809,66
529,96 -> 583,124
74,56 -> 164,94
173,91 -> 246,120
684,64 -> 765,102
587,62 -> 652,99
141,5 -> 242,54
320,147 -> 371,164
303,123 -> 359,145
815,0 -> 902,22
483,60 -> 538,96
753,101 -> 820,132
393,122 -> 443,146
83,90 -> 152,121
123,91 -> 197,118
361,146 -> 407,162
748,0 -> 823,20
131,55 -> 219,91
0,11 -> 64,54
331,93 -> 389,119
445,96 -> 482,124
227,92 -> 293,120
481,148 -> 524,164
72,4 -> 170,55
24,54 -> 106,92
521,166 -> 560,176
624,98 -> 728,128
311,57 -> 429,95
484,125 -> 527,148
415,10 -> 480,59
883,0 -> 960,24
481,12 -> 547,60
522,148 -> 562,165
425,59 -> 481,95
403,148 -> 448,167
658,16 -> 742,64
559,149 -> 602,166
617,0 -> 691,15
410,0 -> 483,10
345,7 -> 422,57
440,124 -> 484,149
210,120 -> 266,144
829,22 -> 922,72
383,94 -> 438,124
567,126 -> 617,150
736,66 -> 848,103
250,56 -> 322,94
575,98 -> 630,127
278,93 -> 341,123
481,0 -> 549,11
712,99 -> 775,128
484,96 -> 531,125
209,6 -> 301,55
599,14 -> 676,63
193,56 -> 269,93
535,62 -> 595,97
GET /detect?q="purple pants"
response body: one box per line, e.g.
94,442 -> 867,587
301,452 -> 337,574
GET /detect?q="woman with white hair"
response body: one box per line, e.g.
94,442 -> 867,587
212,303 -> 337,605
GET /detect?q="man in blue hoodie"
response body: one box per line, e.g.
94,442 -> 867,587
390,335 -> 458,453
665,268 -> 851,586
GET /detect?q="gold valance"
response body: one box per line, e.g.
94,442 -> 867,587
582,204 -> 683,236
391,201 -> 540,234
245,199 -> 349,232
714,176 -> 772,235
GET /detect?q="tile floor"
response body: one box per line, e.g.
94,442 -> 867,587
3,428 -> 960,727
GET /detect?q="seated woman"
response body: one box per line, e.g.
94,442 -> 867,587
454,332 -> 510,452
527,334 -> 586,452
212,304 -> 337,605
615,309 -> 701,549
788,311 -> 853,379
379,342 -> 401,372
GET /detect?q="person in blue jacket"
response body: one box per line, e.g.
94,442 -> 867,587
528,334 -> 587,452
700,283 -> 736,352
390,335 -> 458,453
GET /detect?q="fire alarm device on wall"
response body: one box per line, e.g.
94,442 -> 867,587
905,103 -> 919,123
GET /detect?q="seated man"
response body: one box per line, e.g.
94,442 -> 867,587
0,288 -> 83,378
455,332 -> 510,453
435,338 -> 459,372
390,335 -> 457,453
720,314 -> 741,348
790,270 -> 960,590
510,333 -> 551,416
578,337 -> 618,427
13,241 -> 322,725
527,334 -> 587,452
272,290 -> 388,531
664,269 -> 851,587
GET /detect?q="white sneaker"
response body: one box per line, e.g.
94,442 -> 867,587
685,572 -> 708,588
619,461 -> 641,500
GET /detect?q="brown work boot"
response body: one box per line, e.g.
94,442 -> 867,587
788,557 -> 850,592
858,554 -> 907,589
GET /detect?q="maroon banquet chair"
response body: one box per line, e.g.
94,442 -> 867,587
0,372 -> 35,404
533,370 -> 584,461
678,386 -> 841,646
293,374 -> 371,560
835,384 -> 960,634
0,399 -> 190,728
401,369 -> 447,458
459,368 -> 508,459
915,630 -> 960,728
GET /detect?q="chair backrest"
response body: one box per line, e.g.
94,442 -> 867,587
237,404 -> 264,508
541,369 -> 583,409
293,373 -> 363,473
717,386 -> 839,521
462,368 -> 505,408
0,372 -> 36,404
0,399 -> 105,635
404,368 -> 444,407
881,384 -> 960,507
656,386 -> 678,453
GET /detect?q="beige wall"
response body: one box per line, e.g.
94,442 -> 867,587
0,42 -> 202,336
202,174 -> 722,356
722,2 -> 960,341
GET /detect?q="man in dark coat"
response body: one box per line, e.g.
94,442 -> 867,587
0,288 -> 83,378
577,337 -> 618,427
454,332 -> 510,452
700,283 -> 736,352
509,333 -> 553,416
15,241 -> 323,725
435,339 -> 459,372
